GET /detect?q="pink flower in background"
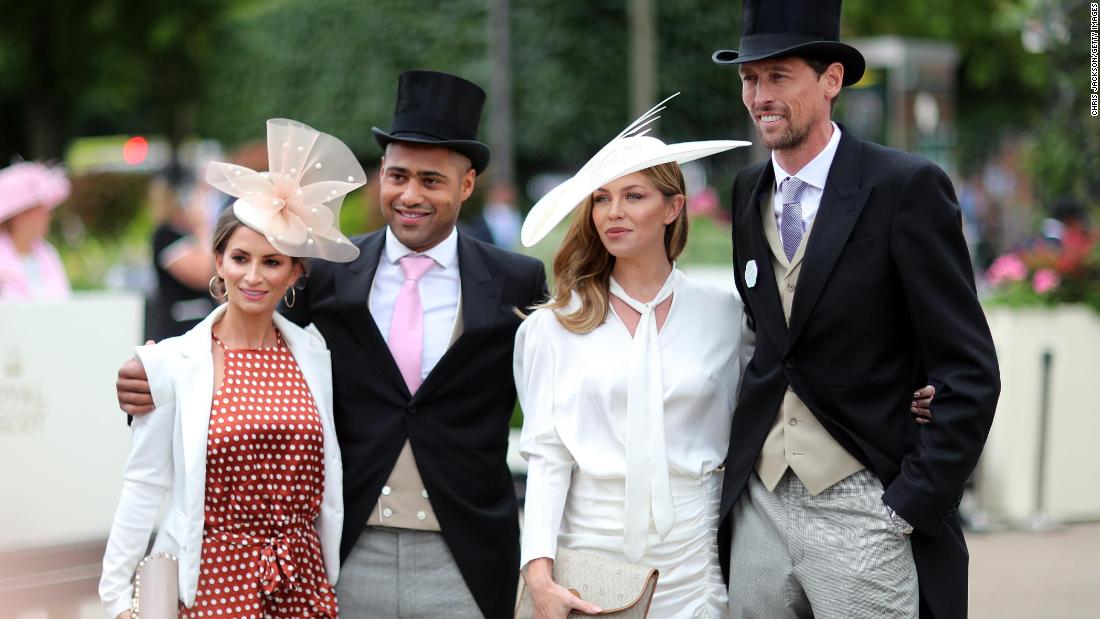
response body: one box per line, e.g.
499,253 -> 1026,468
1032,268 -> 1061,294
986,254 -> 1028,286
687,186 -> 719,217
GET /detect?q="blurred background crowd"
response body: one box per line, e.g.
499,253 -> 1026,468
0,0 -> 1096,316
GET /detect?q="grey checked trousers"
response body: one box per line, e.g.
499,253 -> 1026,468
335,527 -> 482,618
728,469 -> 918,618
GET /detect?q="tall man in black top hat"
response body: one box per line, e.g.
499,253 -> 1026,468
288,69 -> 547,619
712,2 -> 1000,617
118,70 -> 547,618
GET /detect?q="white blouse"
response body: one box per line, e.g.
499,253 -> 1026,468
514,271 -> 753,566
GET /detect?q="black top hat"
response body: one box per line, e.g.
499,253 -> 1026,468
372,70 -> 491,174
712,0 -> 865,86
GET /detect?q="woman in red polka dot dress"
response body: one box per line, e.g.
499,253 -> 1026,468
101,119 -> 365,618
185,326 -> 337,618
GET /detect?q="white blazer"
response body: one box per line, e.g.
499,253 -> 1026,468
99,305 -> 343,618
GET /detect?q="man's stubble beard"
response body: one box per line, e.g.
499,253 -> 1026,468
758,115 -> 813,152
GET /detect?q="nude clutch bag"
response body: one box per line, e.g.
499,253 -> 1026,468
131,552 -> 179,619
514,548 -> 659,618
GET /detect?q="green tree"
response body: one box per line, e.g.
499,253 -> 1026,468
196,0 -> 747,204
0,0 -> 224,161
197,0 -> 488,156
844,0 -> 1052,175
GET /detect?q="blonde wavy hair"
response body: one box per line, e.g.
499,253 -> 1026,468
541,162 -> 689,334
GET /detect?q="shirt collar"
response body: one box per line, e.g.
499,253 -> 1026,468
771,121 -> 842,192
383,226 -> 459,269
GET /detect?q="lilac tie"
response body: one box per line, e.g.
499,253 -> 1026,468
389,254 -> 436,393
780,176 -> 808,261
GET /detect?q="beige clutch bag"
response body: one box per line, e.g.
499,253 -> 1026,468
514,548 -> 659,618
131,552 -> 179,619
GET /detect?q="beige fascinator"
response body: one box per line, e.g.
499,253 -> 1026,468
206,118 -> 365,262
521,93 -> 750,247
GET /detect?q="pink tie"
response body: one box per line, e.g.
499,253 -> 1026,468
389,254 -> 436,393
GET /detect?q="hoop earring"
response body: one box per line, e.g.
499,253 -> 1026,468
284,286 -> 296,308
208,275 -> 227,301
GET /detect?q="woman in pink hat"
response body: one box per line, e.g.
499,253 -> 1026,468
0,161 -> 72,302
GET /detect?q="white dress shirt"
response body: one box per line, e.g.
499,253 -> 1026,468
514,274 -> 753,567
369,227 -> 461,381
772,121 -> 842,232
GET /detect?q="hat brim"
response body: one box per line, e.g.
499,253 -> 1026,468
372,127 -> 490,175
0,199 -> 62,225
712,40 -> 865,86
0,162 -> 70,224
521,137 -> 750,247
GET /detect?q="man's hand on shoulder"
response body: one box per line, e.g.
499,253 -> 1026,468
117,340 -> 154,415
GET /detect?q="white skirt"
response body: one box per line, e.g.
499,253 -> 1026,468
557,471 -> 726,619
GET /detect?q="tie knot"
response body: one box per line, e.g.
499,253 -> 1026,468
399,254 -> 436,282
780,176 -> 808,205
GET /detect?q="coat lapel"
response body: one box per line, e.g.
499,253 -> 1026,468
413,233 -> 504,401
739,164 -> 788,352
179,306 -> 219,512
335,231 -> 411,397
785,130 -> 872,349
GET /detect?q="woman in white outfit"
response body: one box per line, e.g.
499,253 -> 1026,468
515,97 -> 937,619
514,96 -> 751,618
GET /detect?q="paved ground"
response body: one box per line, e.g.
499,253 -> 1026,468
7,522 -> 1098,617
969,522 -> 1100,618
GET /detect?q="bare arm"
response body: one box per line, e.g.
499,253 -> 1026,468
162,245 -> 213,291
116,342 -> 154,416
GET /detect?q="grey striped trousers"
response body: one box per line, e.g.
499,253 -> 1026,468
727,469 -> 918,618
335,527 -> 482,618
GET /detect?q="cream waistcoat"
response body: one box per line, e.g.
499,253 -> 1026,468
755,189 -> 864,495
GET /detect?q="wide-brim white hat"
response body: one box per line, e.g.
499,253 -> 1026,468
521,94 -> 750,247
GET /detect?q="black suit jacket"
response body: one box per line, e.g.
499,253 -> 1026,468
720,129 -> 1000,619
284,229 -> 547,619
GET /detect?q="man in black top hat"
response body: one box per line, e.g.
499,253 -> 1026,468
713,1 -> 999,617
118,70 -> 547,618
293,70 -> 546,619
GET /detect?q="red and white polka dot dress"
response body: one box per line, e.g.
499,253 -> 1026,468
181,333 -> 338,618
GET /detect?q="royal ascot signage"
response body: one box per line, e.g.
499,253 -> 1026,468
0,351 -> 47,436
0,292 -> 143,551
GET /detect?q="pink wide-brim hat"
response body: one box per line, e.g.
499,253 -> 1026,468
0,162 -> 71,224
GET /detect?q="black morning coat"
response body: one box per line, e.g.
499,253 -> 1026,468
720,128 -> 1000,619
284,229 -> 547,619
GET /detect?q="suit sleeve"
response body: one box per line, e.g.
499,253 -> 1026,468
530,259 -> 549,308
99,345 -> 177,617
729,173 -> 757,333
882,162 -> 1000,535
